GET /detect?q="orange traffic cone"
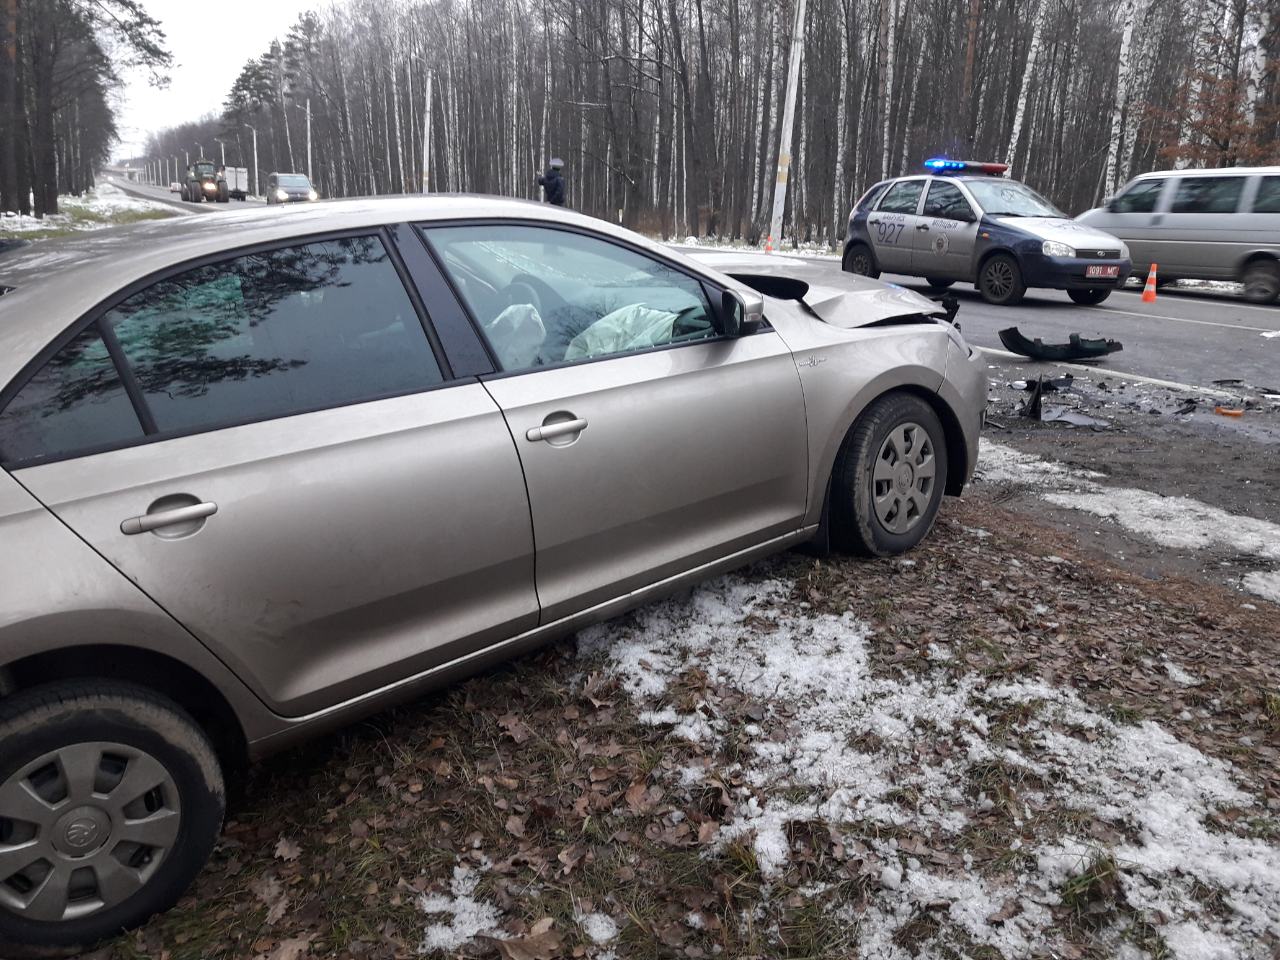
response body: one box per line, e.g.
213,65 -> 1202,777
1141,263 -> 1158,303
764,235 -> 774,253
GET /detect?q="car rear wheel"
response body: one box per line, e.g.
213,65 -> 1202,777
1067,288 -> 1111,305
843,243 -> 880,279
978,254 -> 1026,305
924,277 -> 955,289
0,682 -> 224,958
1242,260 -> 1280,304
830,392 -> 948,557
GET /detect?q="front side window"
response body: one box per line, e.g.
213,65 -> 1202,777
856,183 -> 890,212
0,329 -> 144,466
422,225 -> 715,372
1171,177 -> 1244,214
1252,177 -> 1280,214
877,181 -> 925,215
923,181 -> 974,220
1112,179 -> 1164,213
104,235 -> 443,435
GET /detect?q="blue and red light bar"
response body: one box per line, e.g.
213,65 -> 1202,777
924,158 -> 1009,175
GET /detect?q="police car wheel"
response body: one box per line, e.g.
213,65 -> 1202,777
978,254 -> 1026,306
1067,288 -> 1110,306
842,244 -> 879,279
924,277 -> 954,289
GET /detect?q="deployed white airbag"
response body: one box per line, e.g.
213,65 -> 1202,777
485,302 -> 546,368
564,303 -> 678,360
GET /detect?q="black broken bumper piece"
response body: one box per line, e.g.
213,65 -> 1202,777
998,326 -> 1123,362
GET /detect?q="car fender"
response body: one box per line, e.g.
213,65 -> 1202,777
776,320 -> 951,527
0,469 -> 281,743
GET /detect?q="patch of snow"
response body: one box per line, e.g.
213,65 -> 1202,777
418,864 -> 504,954
0,183 -> 172,235
1163,661 -> 1198,686
584,572 -> 1280,958
1241,571 -> 1280,604
576,912 -> 619,944
978,440 -> 1280,605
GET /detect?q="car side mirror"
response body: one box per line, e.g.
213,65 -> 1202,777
721,288 -> 765,337
1105,198 -> 1118,213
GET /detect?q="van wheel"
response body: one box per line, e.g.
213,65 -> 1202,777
1068,288 -> 1111,305
978,254 -> 1026,305
1242,261 -> 1280,304
0,682 -> 224,958
831,392 -> 948,557
843,243 -> 880,279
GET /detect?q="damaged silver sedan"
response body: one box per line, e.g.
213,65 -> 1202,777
0,198 -> 985,954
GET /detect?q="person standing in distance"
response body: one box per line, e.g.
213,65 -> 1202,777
538,157 -> 566,207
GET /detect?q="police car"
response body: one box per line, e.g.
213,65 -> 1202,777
844,159 -> 1132,305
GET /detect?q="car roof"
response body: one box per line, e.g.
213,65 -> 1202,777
0,194 -> 703,391
1133,166 -> 1280,179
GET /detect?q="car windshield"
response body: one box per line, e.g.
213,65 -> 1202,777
278,175 -> 311,189
965,179 -> 1064,217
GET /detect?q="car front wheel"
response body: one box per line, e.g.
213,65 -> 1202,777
1067,288 -> 1111,305
831,392 -> 948,557
0,682 -> 224,958
842,243 -> 880,279
978,254 -> 1026,305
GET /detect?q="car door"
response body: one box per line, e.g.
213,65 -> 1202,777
0,231 -> 537,717
1095,177 -> 1170,272
420,223 -> 810,624
1161,175 -> 1248,279
867,179 -> 927,273
913,179 -> 980,279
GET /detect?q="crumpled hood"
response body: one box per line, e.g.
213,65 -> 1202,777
682,250 -> 946,327
993,217 -> 1123,251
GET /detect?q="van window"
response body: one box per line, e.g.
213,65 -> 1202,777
1112,179 -> 1163,213
1171,177 -> 1245,214
1253,177 -> 1280,214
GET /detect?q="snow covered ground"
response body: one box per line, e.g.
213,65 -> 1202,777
564,575 -> 1279,960
976,440 -> 1280,604
0,181 -> 174,235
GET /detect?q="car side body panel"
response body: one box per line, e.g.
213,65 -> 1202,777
0,468 -> 280,742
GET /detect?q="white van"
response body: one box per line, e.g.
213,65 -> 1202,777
1077,167 -> 1280,303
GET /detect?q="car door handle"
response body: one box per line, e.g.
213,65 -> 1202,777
526,418 -> 588,442
916,223 -> 930,230
120,502 -> 218,536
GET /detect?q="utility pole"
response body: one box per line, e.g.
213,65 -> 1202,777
423,68 -> 433,192
769,0 -> 807,249
246,124 -> 259,197
306,99 -> 312,180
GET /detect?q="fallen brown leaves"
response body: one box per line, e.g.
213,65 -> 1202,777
108,494 -> 1279,960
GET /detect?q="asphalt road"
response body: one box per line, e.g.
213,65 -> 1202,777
884,273 -> 1280,391
110,177 -> 264,212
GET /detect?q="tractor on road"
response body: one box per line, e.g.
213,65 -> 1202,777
183,159 -> 229,203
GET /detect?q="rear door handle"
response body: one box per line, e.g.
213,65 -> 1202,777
916,223 -> 930,230
121,502 -> 218,535
526,418 -> 588,442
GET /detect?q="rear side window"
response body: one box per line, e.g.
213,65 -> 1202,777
0,329 -> 144,466
855,183 -> 890,212
923,181 -> 974,220
1253,177 -> 1280,214
1171,177 -> 1245,214
1112,179 -> 1164,213
104,235 -> 443,434
877,181 -> 925,214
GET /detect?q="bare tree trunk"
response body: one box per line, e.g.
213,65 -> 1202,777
1103,0 -> 1137,195
1005,0 -> 1049,172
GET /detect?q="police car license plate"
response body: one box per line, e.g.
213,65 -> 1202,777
1085,265 -> 1119,279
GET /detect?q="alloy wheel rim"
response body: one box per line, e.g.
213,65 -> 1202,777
853,253 -> 871,274
0,742 -> 180,921
985,261 -> 1013,298
871,422 -> 936,535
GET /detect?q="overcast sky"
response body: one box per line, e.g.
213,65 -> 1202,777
113,0 -> 320,160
